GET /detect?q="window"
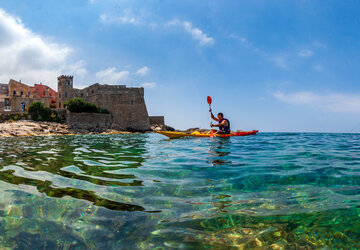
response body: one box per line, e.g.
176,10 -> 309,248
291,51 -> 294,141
65,92 -> 67,97
20,91 -> 24,95
4,99 -> 9,105
13,91 -> 16,95
131,100 -> 134,105
43,91 -> 45,95
29,92 -> 32,96
67,81 -> 71,86
4,106 -> 10,111
59,94 -> 61,98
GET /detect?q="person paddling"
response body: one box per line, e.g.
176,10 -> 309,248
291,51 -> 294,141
209,108 -> 231,134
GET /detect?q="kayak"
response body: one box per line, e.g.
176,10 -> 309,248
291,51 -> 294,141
157,130 -> 259,139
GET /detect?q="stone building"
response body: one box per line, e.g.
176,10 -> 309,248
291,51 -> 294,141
57,75 -> 157,131
0,79 -> 57,113
0,83 -> 9,112
0,75 -> 164,131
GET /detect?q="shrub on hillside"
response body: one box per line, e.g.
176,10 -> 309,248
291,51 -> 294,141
64,98 -> 109,114
28,101 -> 60,122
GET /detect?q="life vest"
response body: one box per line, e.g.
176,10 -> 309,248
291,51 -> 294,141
219,118 -> 231,133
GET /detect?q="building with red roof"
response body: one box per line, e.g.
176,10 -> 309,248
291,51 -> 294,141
34,84 -> 57,108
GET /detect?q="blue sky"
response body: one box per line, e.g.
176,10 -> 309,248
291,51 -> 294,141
1,0 -> 360,132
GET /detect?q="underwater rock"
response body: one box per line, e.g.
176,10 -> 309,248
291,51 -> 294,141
241,228 -> 253,235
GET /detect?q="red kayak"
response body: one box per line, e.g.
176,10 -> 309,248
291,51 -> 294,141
157,130 -> 259,139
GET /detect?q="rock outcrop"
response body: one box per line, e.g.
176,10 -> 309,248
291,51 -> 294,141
151,124 -> 175,132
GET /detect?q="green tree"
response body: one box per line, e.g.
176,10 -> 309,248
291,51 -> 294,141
28,102 -> 60,122
64,98 -> 109,114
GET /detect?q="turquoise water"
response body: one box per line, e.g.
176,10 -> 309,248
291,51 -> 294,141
0,133 -> 359,249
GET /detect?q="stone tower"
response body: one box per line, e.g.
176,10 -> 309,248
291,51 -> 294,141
57,75 -> 73,108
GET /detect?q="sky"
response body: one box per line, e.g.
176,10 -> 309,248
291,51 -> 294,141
0,0 -> 360,132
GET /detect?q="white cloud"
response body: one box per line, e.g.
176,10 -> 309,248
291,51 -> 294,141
100,8 -> 141,26
168,20 -> 214,46
141,82 -> 157,88
0,8 -> 86,89
135,66 -> 150,76
100,14 -> 138,26
95,67 -> 129,84
298,49 -> 313,58
274,91 -> 360,113
269,56 -> 288,69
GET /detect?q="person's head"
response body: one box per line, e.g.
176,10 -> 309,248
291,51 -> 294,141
217,112 -> 224,119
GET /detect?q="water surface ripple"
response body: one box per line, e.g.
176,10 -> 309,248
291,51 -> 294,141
0,133 -> 359,248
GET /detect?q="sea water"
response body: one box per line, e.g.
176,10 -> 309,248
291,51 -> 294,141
0,133 -> 359,249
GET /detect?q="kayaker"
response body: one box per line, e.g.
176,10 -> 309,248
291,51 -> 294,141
209,108 -> 231,134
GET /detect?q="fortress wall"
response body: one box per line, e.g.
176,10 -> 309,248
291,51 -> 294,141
57,76 -> 152,131
66,111 -> 112,130
84,87 -> 150,131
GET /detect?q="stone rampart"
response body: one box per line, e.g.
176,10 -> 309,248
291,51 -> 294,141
66,111 -> 112,131
58,79 -> 152,131
82,88 -> 150,131
53,109 -> 66,122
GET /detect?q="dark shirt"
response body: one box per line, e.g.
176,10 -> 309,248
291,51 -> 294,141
219,118 -> 231,133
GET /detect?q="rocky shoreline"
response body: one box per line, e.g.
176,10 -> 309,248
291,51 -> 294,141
0,121 -> 206,138
0,120 -> 147,137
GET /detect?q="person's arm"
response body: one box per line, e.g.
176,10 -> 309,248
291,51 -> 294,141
211,119 -> 226,127
209,108 -> 219,121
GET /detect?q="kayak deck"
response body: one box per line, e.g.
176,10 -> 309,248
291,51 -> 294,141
157,130 -> 259,139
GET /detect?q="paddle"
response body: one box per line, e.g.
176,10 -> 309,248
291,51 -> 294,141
207,96 -> 214,138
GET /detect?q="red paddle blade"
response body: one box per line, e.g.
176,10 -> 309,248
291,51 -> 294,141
210,129 -> 214,138
207,96 -> 212,105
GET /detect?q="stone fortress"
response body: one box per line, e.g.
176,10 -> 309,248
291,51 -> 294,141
57,75 -> 159,131
0,75 -> 164,131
